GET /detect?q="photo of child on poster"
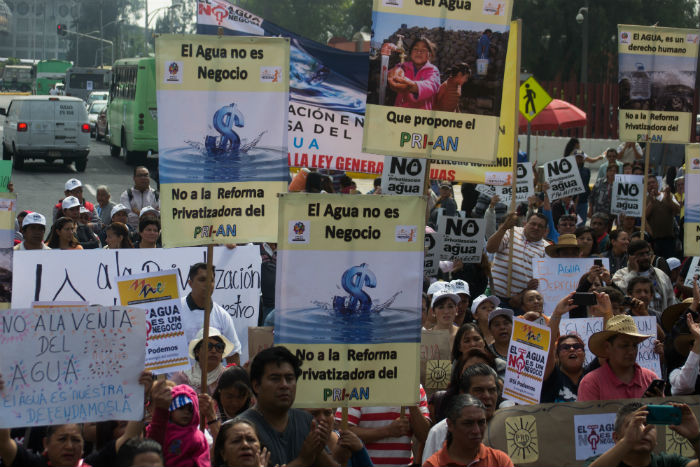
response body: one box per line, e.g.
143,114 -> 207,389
368,12 -> 509,117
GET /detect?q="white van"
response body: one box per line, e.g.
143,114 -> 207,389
1,96 -> 91,171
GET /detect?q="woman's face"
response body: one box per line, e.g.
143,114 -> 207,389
433,299 -> 457,328
410,41 -> 431,68
459,329 -> 485,355
59,222 -> 75,243
221,423 -> 261,467
474,301 -> 496,323
105,229 -> 123,249
219,386 -> 250,418
577,232 -> 593,256
557,338 -> 585,373
44,424 -> 83,467
140,224 -> 160,245
522,290 -> 544,313
612,231 -> 630,254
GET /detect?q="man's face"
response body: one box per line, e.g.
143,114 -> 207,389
590,217 -> 607,237
253,362 -> 297,412
134,168 -> 151,191
96,189 -> 110,206
439,186 -> 451,199
112,211 -> 128,225
188,268 -> 213,304
614,412 -> 657,453
22,224 -> 45,247
468,375 -> 498,420
606,335 -> 639,370
524,216 -> 547,242
647,177 -> 658,194
630,282 -> 652,305
64,206 -> 79,221
66,186 -> 83,203
557,218 -> 576,235
633,248 -> 651,272
447,406 -> 487,451
606,150 -> 617,163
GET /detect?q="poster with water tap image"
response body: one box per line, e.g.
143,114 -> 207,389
275,193 -> 426,407
156,35 -> 290,247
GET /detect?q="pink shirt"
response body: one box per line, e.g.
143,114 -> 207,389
577,362 -> 657,401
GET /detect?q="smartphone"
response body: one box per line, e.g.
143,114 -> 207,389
594,259 -> 603,267
572,292 -> 597,306
646,405 -> 682,425
622,295 -> 635,306
645,379 -> 666,395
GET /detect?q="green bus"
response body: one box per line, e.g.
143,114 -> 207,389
0,65 -> 33,91
108,57 -> 157,164
34,59 -> 72,95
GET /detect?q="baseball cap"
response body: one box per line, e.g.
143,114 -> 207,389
62,196 -> 80,210
427,281 -> 447,296
22,212 -> 46,228
471,294 -> 500,314
111,204 -> 129,219
488,307 -> 514,326
666,257 -> 681,271
79,206 -> 90,214
65,178 -> 82,191
431,288 -> 460,308
139,206 -> 159,217
450,279 -> 470,297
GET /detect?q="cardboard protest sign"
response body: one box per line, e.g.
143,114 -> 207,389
363,1 -> 513,162
685,257 -> 700,286
532,258 -> 609,317
633,315 -> 661,378
685,145 -> 700,256
275,193 -> 425,407
424,232 -> 439,276
611,174 -> 644,216
117,270 -> 189,374
156,34 -> 289,247
559,317 -> 603,367
381,157 -> 427,196
574,413 -> 617,460
12,245 -> 260,363
420,329 -> 452,393
503,318 -> 550,404
543,156 -> 586,201
0,306 -> 145,428
618,25 -> 699,144
436,216 -> 485,263
248,326 -> 274,362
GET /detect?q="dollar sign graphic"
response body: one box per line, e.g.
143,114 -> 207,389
341,263 -> 377,313
212,103 -> 245,152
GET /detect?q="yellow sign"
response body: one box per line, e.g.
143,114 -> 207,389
519,77 -> 552,121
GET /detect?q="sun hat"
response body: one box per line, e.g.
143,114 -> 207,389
471,294 -> 500,314
111,204 -> 129,219
545,234 -> 582,257
661,298 -> 694,333
61,196 -> 80,210
587,314 -> 651,357
22,212 -> 46,228
188,327 -> 235,360
488,307 -> 514,326
64,178 -> 82,191
430,288 -> 460,309
450,279 -> 471,297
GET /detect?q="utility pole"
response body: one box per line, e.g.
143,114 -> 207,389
99,2 -> 104,66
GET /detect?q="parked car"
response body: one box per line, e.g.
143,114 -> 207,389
1,96 -> 91,171
87,101 -> 107,137
95,107 -> 108,142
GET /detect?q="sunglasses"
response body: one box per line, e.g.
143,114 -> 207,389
206,342 -> 226,352
559,343 -> 584,351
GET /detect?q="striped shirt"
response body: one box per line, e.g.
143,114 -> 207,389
492,226 -> 548,298
335,386 -> 430,466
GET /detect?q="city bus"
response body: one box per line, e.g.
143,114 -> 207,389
108,57 -> 157,164
34,59 -> 72,95
0,65 -> 32,91
64,66 -> 111,101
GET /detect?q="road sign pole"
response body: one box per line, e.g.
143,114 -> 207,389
506,19 -> 522,298
526,121 -> 531,161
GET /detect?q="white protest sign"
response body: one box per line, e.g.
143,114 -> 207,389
484,172 -> 513,186
116,270 -> 190,375
476,184 -> 498,197
503,318 -> 550,404
543,156 -> 586,201
0,307 -> 145,428
436,216 -> 486,263
12,245 -> 261,363
424,232 -> 439,276
477,164 -> 534,205
532,258 -> 609,317
559,317 -> 603,367
684,257 -> 699,287
574,413 -> 617,460
611,174 -> 644,216
633,315 -> 661,378
381,156 -> 426,195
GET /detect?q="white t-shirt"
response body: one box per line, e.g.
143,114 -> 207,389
616,142 -> 643,164
179,296 -> 242,357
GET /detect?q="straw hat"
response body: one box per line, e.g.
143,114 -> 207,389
188,327 -> 234,360
588,315 -> 651,357
545,234 -> 582,257
661,298 -> 694,333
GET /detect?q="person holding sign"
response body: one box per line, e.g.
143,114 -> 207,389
387,37 -> 440,110
589,164 -> 618,217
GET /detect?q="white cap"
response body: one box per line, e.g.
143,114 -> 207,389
667,257 -> 681,271
22,212 -> 46,228
62,196 -> 80,210
431,288 -> 460,309
450,279 -> 470,297
488,307 -> 514,326
139,206 -> 159,217
79,206 -> 89,214
471,294 -> 500,314
427,281 -> 447,296
110,204 -> 129,219
64,178 -> 82,191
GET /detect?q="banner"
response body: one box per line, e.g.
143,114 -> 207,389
573,413 -> 617,460
611,174 -> 644,216
686,144 -> 700,256
156,34 -> 289,247
117,270 -> 190,374
685,257 -> 700,286
0,306 -> 145,428
363,1 -> 513,162
543,156 -> 586,201
275,193 -> 425,406
424,232 -> 439,276
381,157 -> 427,195
436,216 -> 486,263
197,0 -> 385,176
11,245 -> 261,363
532,258 -> 610,317
618,25 -> 699,143
503,317 -> 550,404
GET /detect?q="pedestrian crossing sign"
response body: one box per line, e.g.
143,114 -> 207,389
519,77 -> 552,121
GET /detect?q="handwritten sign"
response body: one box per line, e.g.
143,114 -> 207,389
633,316 -> 661,378
559,317 -> 603,367
574,413 -> 616,460
0,307 -> 145,428
611,174 -> 643,217
503,318 -> 550,404
436,216 -> 486,263
117,270 -> 189,374
543,156 -> 585,201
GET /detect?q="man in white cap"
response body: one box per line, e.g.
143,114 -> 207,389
52,178 -> 98,224
13,213 -> 50,250
61,196 -> 100,249
120,166 -> 159,230
578,314 -> 658,401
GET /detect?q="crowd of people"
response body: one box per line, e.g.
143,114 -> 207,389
1,136 -> 699,467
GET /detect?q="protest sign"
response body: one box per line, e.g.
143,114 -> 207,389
618,25 -> 699,143
532,257 -> 609,317
436,216 -> 485,263
685,145 -> 700,256
611,174 -> 644,216
685,257 -> 700,286
559,317 -> 603,367
117,270 -> 190,374
0,161 -> 11,192
634,315 -> 661,377
503,318 -> 550,404
574,413 -> 617,460
363,1 -> 513,162
0,306 -> 145,428
381,157 -> 427,196
12,245 -> 260,363
275,193 -> 425,407
248,326 -> 274,362
156,34 -> 289,247
424,232 -> 439,277
476,163 -> 534,205
0,192 -> 15,310
420,329 -> 452,394
543,156 -> 586,201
